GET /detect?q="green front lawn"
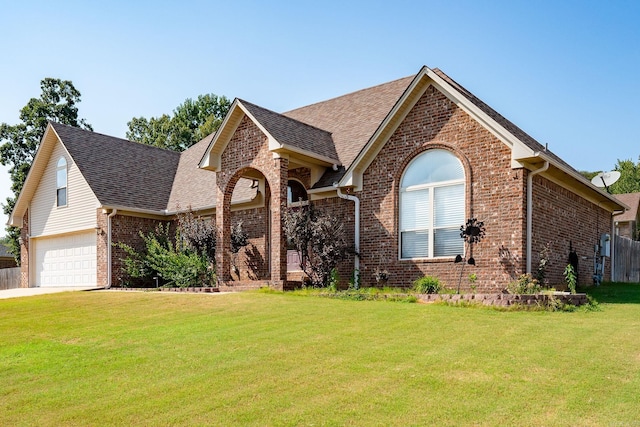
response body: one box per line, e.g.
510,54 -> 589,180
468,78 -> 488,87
1,284 -> 639,426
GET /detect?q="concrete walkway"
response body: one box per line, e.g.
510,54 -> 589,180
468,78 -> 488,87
0,287 -> 102,299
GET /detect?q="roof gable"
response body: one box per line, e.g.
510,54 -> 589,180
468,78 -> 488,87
335,66 -> 624,211
10,122 -> 181,225
51,123 -> 180,212
168,134 -> 258,212
200,99 -> 340,172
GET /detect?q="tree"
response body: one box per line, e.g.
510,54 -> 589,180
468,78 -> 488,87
0,78 -> 92,262
126,94 -> 231,152
609,157 -> 640,194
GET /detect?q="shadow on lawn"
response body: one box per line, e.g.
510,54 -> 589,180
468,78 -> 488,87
580,282 -> 640,304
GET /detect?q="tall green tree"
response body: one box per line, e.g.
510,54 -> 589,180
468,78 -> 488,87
0,78 -> 92,262
127,94 -> 231,152
609,157 -> 640,194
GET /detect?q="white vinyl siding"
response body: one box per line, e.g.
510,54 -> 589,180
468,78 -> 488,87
30,141 -> 100,236
400,149 -> 465,259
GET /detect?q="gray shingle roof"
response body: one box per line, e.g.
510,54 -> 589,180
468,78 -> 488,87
51,122 -> 180,212
283,76 -> 414,188
168,133 -> 257,211
240,100 -> 339,162
614,192 -> 640,222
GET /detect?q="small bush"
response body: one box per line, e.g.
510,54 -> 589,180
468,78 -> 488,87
564,264 -> 577,294
506,274 -> 541,294
412,276 -> 442,294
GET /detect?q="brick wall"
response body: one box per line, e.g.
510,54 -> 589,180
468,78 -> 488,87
109,213 -> 172,287
531,175 -> 612,286
359,85 -> 526,292
230,207 -> 269,280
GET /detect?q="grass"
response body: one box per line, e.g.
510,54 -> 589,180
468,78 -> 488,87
1,283 -> 639,426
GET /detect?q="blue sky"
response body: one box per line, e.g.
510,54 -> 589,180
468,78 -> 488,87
1,1 -> 639,233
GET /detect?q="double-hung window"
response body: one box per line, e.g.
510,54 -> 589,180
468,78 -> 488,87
400,149 -> 465,259
56,157 -> 67,207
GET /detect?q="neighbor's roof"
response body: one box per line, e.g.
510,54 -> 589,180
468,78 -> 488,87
614,192 -> 640,222
0,244 -> 13,259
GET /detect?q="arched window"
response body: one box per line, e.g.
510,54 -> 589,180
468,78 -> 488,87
56,157 -> 67,207
399,149 -> 465,259
287,180 -> 308,205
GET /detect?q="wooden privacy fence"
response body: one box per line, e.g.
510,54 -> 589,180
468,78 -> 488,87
614,236 -> 640,283
0,267 -> 21,290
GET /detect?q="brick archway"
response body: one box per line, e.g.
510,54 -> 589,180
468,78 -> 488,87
215,163 -> 289,289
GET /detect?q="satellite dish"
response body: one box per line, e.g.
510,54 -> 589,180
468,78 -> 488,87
591,171 -> 621,192
591,171 -> 621,188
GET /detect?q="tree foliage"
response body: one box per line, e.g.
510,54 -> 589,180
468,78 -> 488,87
283,204 -> 351,287
0,78 -> 92,262
609,157 -> 640,194
580,157 -> 640,194
126,94 -> 231,151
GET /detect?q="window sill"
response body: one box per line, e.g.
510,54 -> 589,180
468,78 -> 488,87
399,257 -> 457,263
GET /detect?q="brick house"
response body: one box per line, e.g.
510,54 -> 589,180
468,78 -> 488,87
613,192 -> 640,240
10,66 -> 627,291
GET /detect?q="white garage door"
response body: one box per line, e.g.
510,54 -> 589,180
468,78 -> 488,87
34,232 -> 97,287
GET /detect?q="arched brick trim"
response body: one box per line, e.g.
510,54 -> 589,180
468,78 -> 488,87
216,162 -> 289,287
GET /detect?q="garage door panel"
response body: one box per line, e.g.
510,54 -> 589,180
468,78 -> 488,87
34,232 -> 97,287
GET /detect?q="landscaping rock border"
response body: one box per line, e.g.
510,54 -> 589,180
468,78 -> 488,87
418,292 -> 588,307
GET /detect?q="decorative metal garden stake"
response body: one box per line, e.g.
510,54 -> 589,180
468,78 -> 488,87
456,218 -> 486,293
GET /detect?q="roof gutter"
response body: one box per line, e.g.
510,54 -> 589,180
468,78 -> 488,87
336,187 -> 360,288
526,160 -> 549,275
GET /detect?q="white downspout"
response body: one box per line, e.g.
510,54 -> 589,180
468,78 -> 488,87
526,161 -> 549,274
106,209 -> 118,288
337,187 -> 360,287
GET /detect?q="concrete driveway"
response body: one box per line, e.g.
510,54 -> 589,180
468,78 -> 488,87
0,287 -> 102,299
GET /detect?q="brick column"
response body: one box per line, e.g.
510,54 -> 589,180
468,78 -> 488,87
269,157 -> 288,289
216,171 -> 233,284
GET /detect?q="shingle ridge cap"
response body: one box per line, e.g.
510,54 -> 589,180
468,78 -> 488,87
49,121 -> 181,156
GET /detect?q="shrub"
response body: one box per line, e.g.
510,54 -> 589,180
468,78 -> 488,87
506,274 -> 541,294
283,203 -> 352,287
117,222 -> 215,288
412,276 -> 442,294
176,210 -> 216,263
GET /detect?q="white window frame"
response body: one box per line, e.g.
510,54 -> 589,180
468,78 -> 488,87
287,179 -> 309,208
56,157 -> 68,208
399,150 -> 465,260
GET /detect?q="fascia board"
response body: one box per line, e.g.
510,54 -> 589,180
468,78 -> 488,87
272,145 -> 340,167
340,66 -> 540,190
533,152 -> 627,211
338,67 -> 429,190
10,125 -> 66,226
199,99 -> 244,171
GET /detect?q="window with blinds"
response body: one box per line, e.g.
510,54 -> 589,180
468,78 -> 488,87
399,149 -> 464,259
